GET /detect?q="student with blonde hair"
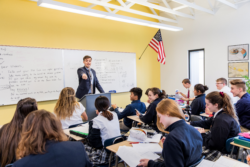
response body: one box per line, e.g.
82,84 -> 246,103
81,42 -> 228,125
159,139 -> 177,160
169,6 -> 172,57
13,110 -> 92,167
230,79 -> 250,132
54,87 -> 88,129
138,99 -> 202,167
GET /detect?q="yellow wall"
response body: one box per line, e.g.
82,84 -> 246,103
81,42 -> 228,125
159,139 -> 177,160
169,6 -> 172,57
0,0 -> 161,125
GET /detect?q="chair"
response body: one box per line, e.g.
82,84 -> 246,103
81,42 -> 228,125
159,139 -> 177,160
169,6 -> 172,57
95,135 -> 125,167
190,115 -> 203,122
68,121 -> 88,128
189,156 -> 205,167
226,137 -> 238,155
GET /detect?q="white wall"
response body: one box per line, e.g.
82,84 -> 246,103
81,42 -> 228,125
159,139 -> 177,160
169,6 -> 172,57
161,3 -> 250,95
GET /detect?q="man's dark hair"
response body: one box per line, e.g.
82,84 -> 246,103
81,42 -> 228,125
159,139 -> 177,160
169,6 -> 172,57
83,55 -> 92,61
130,87 -> 143,100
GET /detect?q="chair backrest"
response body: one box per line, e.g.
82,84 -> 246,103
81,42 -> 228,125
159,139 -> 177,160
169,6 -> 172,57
189,156 -> 205,167
68,122 -> 88,128
191,115 -> 203,122
226,137 -> 238,154
104,135 -> 125,154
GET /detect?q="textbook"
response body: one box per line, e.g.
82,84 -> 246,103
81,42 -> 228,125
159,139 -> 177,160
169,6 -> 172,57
234,136 -> 250,148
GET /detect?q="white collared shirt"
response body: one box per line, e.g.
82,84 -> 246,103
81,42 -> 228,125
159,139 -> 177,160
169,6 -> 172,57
188,85 -> 195,98
92,111 -> 121,145
213,108 -> 223,118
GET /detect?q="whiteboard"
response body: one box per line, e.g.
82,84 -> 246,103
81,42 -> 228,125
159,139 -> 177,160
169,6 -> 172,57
0,46 -> 64,105
64,50 -> 137,94
0,45 -> 137,106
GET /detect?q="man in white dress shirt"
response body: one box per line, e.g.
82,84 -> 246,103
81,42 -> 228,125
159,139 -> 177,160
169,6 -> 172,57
179,79 -> 195,105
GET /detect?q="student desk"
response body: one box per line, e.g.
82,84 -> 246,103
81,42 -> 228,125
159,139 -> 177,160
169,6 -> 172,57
63,129 -> 85,141
127,115 -> 144,124
230,141 -> 250,158
106,140 -> 163,167
200,113 -> 210,118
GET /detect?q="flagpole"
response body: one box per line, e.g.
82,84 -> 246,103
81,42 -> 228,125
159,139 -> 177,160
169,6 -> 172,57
139,44 -> 149,60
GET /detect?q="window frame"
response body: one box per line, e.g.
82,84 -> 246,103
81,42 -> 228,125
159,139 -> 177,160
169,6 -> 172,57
188,49 -> 205,85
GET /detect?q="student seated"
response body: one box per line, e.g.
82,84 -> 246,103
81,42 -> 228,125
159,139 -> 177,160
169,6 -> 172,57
84,96 -> 120,165
190,84 -> 208,115
190,91 -> 239,160
230,79 -> 250,132
136,88 -> 166,132
206,78 -> 239,115
112,87 -> 146,130
138,99 -> 203,167
54,87 -> 88,129
13,110 -> 92,167
0,98 -> 38,167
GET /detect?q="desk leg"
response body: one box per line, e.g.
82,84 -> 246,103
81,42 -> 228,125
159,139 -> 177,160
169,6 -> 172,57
230,145 -> 235,158
109,152 -> 113,167
115,155 -> 118,167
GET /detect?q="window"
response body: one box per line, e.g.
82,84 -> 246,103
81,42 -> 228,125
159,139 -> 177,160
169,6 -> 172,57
188,49 -> 205,85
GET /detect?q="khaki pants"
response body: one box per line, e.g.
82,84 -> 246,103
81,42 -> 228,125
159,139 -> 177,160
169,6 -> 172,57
240,126 -> 250,132
119,121 -> 130,131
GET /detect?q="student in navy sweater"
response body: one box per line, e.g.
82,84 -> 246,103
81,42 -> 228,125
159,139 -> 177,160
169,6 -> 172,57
136,88 -> 166,132
138,99 -> 203,167
190,84 -> 208,115
112,87 -> 146,130
230,79 -> 250,132
13,110 -> 92,167
190,91 -> 239,156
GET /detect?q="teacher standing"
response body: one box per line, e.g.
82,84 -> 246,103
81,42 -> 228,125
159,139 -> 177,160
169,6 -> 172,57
76,55 -> 104,99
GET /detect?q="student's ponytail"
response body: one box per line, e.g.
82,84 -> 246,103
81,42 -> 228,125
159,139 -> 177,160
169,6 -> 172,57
194,84 -> 209,94
220,92 -> 237,120
206,91 -> 237,120
95,96 -> 113,121
151,88 -> 166,99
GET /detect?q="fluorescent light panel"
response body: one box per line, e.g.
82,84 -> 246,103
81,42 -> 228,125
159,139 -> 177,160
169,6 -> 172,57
37,0 -> 183,31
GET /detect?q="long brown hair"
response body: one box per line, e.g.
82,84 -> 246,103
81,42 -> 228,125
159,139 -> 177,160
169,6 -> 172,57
0,98 -> 37,167
16,110 -> 68,159
54,87 -> 80,119
206,91 -> 238,120
95,96 -> 113,121
156,99 -> 185,133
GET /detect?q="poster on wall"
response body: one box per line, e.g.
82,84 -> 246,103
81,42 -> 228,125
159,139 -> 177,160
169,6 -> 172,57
228,62 -> 249,78
228,44 -> 249,61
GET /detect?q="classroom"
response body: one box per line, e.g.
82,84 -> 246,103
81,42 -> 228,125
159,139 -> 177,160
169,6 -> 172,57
0,0 -> 250,166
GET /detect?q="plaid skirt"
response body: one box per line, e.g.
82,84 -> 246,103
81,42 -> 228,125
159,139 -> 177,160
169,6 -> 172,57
84,143 -> 115,165
202,146 -> 225,161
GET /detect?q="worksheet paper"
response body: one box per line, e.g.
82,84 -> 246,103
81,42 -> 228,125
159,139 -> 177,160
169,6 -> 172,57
132,143 -> 162,153
70,123 -> 89,133
116,146 -> 159,167
127,134 -> 161,143
197,156 -> 248,167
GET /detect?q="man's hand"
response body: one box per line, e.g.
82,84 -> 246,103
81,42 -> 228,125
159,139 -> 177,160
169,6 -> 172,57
111,104 -> 117,109
82,73 -> 88,80
138,159 -> 149,167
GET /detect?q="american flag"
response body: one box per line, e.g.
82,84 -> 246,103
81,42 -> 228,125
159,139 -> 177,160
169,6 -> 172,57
148,30 -> 166,65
